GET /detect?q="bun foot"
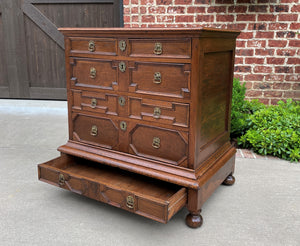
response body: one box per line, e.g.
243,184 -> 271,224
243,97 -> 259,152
222,174 -> 235,186
185,211 -> 203,228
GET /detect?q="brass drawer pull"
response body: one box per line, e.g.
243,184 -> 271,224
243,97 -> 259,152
91,98 -> 97,108
119,62 -> 126,72
154,42 -> 162,55
88,40 -> 95,52
120,121 -> 127,131
126,195 -> 134,209
118,96 -> 125,106
90,67 -> 96,79
153,72 -> 161,84
90,125 -> 98,136
119,40 -> 126,51
152,137 -> 161,149
58,173 -> 65,186
153,107 -> 161,119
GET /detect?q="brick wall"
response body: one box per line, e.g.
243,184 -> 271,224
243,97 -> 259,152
123,0 -> 300,104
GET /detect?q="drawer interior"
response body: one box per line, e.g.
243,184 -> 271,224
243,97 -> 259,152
38,154 -> 187,223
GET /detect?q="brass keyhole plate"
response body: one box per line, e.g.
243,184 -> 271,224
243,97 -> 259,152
91,98 -> 97,108
153,72 -> 161,84
90,125 -> 98,136
88,40 -> 95,52
119,62 -> 126,72
153,107 -> 161,118
152,137 -> 161,149
118,96 -> 125,106
126,195 -> 134,209
154,42 -> 162,55
119,40 -> 126,51
120,121 -> 127,131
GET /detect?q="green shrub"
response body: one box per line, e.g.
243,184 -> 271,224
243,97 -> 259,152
238,99 -> 300,162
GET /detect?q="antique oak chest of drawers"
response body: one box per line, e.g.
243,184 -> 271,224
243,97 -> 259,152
38,28 -> 240,228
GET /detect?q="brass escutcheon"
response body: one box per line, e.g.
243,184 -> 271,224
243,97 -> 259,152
119,62 -> 126,72
90,125 -> 98,136
58,173 -> 65,186
88,40 -> 95,52
120,121 -> 127,131
152,137 -> 161,149
90,67 -> 96,79
153,107 -> 161,119
91,98 -> 97,108
153,72 -> 161,84
118,96 -> 125,106
154,42 -> 162,55
126,195 -> 134,209
119,40 -> 126,51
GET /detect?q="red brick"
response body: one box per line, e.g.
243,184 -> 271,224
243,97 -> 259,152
267,58 -> 285,65
289,40 -> 300,47
216,15 -> 234,22
236,0 -> 253,3
255,49 -> 275,56
258,14 -> 277,21
215,0 -> 233,3
131,7 -> 138,14
195,0 -> 211,3
290,23 -> 300,30
175,15 -> 194,22
156,15 -> 174,22
280,0 -> 298,2
148,24 -> 166,28
196,15 -> 215,22
236,14 -> 256,22
276,31 -> 296,38
156,0 -> 172,4
278,14 -> 298,21
131,0 -> 138,4
247,40 -> 266,48
131,24 -> 140,27
123,23 -> 131,27
255,32 -> 274,39
175,0 -> 192,4
246,90 -> 263,97
244,74 -> 264,81
270,5 -> 289,12
140,7 -> 147,14
234,73 -> 244,81
140,0 -> 154,4
276,49 -> 296,56
123,16 -> 130,23
258,98 -> 270,104
148,6 -> 165,14
291,5 -> 300,12
234,66 -> 251,73
296,66 -> 300,73
292,83 -> 300,91
245,82 -> 253,89
268,23 -> 288,30
236,40 -> 246,48
268,40 -> 287,47
226,23 -> 247,30
124,7 -> 130,14
142,15 -> 155,22
249,5 -> 268,12
187,7 -> 206,13
270,99 -> 284,105
287,58 -> 300,64
273,83 -> 292,90
254,66 -> 273,73
132,15 -> 139,22
167,6 -> 185,14
245,58 -> 264,64
236,49 -> 254,56
286,75 -> 300,82
264,91 -> 283,97
238,32 -> 253,39
207,6 -> 226,13
248,23 -> 267,31
265,75 -> 284,82
228,6 -> 247,13
235,57 -> 244,64
253,82 -> 271,90
284,91 -> 300,98
123,0 -> 130,4
275,66 -> 293,73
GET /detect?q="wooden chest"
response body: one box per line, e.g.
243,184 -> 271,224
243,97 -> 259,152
38,28 -> 240,228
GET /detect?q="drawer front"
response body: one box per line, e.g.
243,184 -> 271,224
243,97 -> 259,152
38,155 -> 187,223
129,39 -> 191,58
129,124 -> 188,166
70,38 -> 117,56
129,97 -> 189,128
72,90 -> 118,116
70,58 -> 117,90
72,114 -> 119,150
129,62 -> 191,99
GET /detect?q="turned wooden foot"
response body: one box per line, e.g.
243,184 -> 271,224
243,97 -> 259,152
222,174 -> 235,186
185,210 -> 203,228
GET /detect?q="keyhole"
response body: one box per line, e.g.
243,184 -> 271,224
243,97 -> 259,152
120,121 -> 127,131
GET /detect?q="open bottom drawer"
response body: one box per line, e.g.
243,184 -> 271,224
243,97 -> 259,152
38,154 -> 187,223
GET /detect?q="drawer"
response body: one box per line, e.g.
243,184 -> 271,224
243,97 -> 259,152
129,39 -> 191,58
129,124 -> 188,167
129,97 -> 189,128
38,154 -> 187,224
70,38 -> 117,56
72,90 -> 118,116
129,62 -> 191,99
72,113 -> 119,150
70,58 -> 117,90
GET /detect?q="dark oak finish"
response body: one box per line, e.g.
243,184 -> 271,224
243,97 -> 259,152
38,28 -> 240,227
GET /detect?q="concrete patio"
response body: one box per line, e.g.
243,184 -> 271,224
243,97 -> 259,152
0,100 -> 299,246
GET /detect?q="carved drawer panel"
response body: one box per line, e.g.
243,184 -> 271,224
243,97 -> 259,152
128,38 -> 191,58
38,155 -> 187,223
72,113 -> 119,150
129,124 -> 188,166
72,90 -> 118,116
70,38 -> 117,56
70,58 -> 117,90
129,97 -> 189,128
129,62 -> 191,99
